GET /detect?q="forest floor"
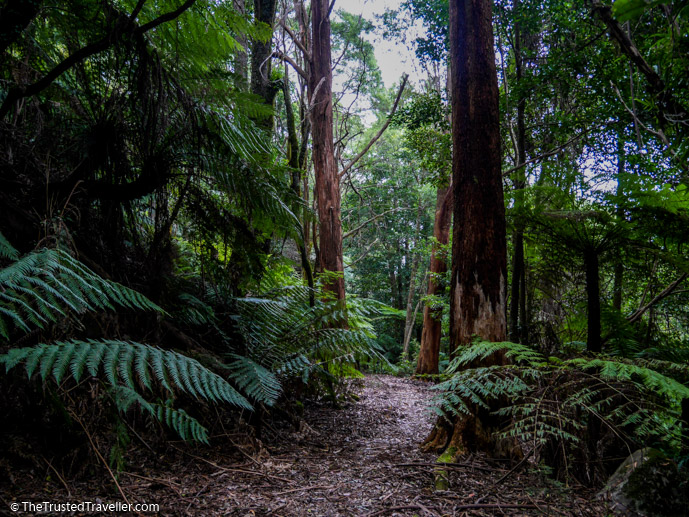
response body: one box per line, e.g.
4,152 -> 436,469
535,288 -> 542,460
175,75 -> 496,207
2,375 -> 611,516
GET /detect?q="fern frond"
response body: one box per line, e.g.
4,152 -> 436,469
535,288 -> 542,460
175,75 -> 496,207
226,354 -> 281,406
566,357 -> 689,403
0,339 -> 252,409
0,232 -> 19,260
110,386 -> 209,443
0,247 -> 163,340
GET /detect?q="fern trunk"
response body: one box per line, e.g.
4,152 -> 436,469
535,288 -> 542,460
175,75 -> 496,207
585,247 -> 601,353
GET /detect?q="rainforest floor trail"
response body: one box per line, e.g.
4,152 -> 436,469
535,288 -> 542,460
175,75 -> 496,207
2,375 -> 609,516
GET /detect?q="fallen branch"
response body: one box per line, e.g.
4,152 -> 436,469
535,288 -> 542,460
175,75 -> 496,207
272,484 -> 335,496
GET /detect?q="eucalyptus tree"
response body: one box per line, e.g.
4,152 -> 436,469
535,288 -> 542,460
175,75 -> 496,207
389,91 -> 452,374
422,0 -> 510,454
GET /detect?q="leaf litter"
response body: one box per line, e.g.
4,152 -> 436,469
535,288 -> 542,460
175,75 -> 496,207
1,375 -> 609,516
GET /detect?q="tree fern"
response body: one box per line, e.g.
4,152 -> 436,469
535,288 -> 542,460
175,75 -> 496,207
0,236 -> 163,340
226,354 -> 281,406
0,339 -> 252,442
432,340 -> 689,472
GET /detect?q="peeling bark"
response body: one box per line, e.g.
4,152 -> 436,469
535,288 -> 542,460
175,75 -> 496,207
431,0 -> 511,459
416,185 -> 452,376
449,0 -> 507,349
309,0 -> 345,302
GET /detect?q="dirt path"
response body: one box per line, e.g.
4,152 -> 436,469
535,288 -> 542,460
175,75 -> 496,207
3,375 -> 607,515
129,374 -> 605,516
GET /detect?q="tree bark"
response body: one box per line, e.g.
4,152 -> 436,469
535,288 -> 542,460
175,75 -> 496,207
612,133 -> 625,312
283,66 -> 315,304
309,0 -> 346,302
449,0 -> 507,349
402,254 -> 422,359
584,247 -> 601,353
423,0 -> 511,458
233,0 -> 249,88
251,0 -> 279,129
509,0 -> 527,344
415,184 -> 452,376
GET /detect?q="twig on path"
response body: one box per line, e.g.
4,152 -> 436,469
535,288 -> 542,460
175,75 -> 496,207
169,443 -> 292,483
208,467 -> 292,483
68,409 -> 131,507
453,503 -> 538,510
391,462 -> 506,473
365,504 -> 439,517
272,484 -> 336,496
491,447 -> 539,486
185,478 -> 213,513
120,471 -> 181,491
42,456 -> 72,496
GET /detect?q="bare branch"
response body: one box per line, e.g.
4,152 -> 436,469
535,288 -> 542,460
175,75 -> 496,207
338,74 -> 408,179
628,272 -> 688,324
343,207 -> 410,240
591,1 -> 688,129
344,238 -> 379,268
502,129 -> 590,177
278,18 -> 311,61
273,50 -> 308,80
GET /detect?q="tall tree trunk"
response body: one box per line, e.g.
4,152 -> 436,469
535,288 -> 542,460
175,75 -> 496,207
283,66 -> 315,304
449,0 -> 507,349
389,267 -> 399,309
613,133 -> 625,311
309,0 -> 346,302
584,247 -> 602,353
402,201 -> 425,358
423,0 -> 510,458
416,184 -> 452,375
233,0 -> 249,89
402,254 -> 422,359
251,0 -> 279,129
509,0 -> 527,344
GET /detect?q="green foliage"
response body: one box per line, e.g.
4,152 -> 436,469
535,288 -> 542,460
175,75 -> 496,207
432,341 -> 689,478
0,242 -> 162,340
1,339 -> 252,443
226,354 -> 281,406
233,284 -> 384,383
0,233 -> 259,444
